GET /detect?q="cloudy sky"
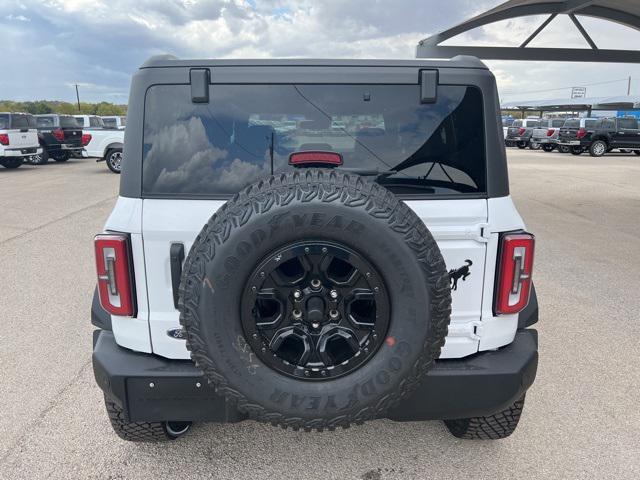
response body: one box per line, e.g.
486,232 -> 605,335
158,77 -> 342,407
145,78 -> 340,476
2,0 -> 640,104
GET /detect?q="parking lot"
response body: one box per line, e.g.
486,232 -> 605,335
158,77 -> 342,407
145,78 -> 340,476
0,149 -> 639,480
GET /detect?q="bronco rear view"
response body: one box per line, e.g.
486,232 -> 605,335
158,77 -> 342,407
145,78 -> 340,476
92,56 -> 538,442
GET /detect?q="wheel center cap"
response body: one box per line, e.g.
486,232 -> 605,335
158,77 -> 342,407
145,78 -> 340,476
305,295 -> 325,323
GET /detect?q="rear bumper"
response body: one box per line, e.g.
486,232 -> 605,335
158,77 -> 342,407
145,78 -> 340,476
531,137 -> 556,144
93,328 -> 538,423
558,140 -> 587,147
1,147 -> 42,157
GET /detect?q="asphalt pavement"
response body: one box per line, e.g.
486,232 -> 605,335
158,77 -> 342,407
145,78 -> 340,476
0,150 -> 638,479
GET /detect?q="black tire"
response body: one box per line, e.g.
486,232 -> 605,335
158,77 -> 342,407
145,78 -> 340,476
634,150 -> 640,156
516,142 -> 527,149
570,146 -> 583,155
558,145 -> 570,154
589,140 -> 607,157
444,395 -> 525,440
528,141 -> 540,150
179,169 -> 451,431
0,158 -> 23,169
542,144 -> 555,152
104,396 -> 191,442
29,148 -> 49,165
51,151 -> 69,162
106,148 -> 122,174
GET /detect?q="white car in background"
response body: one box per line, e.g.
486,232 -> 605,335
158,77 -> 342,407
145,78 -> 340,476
74,115 -> 125,173
0,112 -> 42,169
101,116 -> 126,130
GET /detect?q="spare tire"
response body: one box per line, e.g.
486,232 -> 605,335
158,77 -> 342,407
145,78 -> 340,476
179,169 -> 451,430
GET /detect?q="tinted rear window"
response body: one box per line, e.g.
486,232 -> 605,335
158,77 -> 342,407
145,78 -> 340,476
103,118 -> 116,128
142,84 -> 486,197
564,119 -> 580,128
11,114 -> 29,129
0,114 -> 9,129
60,116 -> 79,128
584,120 -> 598,128
89,117 -> 104,128
551,119 -> 565,127
37,116 -> 55,128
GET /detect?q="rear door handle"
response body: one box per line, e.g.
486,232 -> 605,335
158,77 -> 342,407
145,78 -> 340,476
169,243 -> 185,309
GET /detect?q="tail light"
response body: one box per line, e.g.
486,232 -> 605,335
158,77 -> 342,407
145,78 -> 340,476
81,133 -> 92,146
94,233 -> 136,316
0,133 -> 9,145
289,151 -> 343,167
494,233 -> 535,315
518,128 -> 526,136
52,128 -> 65,142
576,128 -> 587,139
546,129 -> 554,137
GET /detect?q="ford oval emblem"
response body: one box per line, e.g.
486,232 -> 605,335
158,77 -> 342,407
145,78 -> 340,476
167,328 -> 186,339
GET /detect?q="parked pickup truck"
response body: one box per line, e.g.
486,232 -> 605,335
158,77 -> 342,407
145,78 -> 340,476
0,112 -> 42,169
557,117 -> 600,155
34,114 -> 85,163
505,118 -> 540,149
531,118 -> 568,152
74,115 -> 125,173
101,116 -> 126,130
584,117 -> 640,157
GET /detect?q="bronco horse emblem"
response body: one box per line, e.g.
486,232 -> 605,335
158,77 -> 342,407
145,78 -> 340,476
449,259 -> 473,291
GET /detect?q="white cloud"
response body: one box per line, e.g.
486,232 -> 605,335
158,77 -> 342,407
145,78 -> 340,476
0,0 -> 639,103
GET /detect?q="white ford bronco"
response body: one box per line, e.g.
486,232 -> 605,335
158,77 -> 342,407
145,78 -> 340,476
92,55 -> 538,442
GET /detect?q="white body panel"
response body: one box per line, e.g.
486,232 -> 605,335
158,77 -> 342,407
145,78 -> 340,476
83,129 -> 124,158
104,194 -> 527,359
0,129 -> 40,157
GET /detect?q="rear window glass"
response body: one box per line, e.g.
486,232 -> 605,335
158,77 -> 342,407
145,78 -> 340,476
75,117 -> 85,126
37,116 -> 55,128
564,119 -> 579,128
26,115 -> 37,128
11,114 -> 29,129
584,120 -> 598,128
103,117 -> 116,128
89,117 -> 104,128
0,114 -> 9,129
524,120 -> 539,127
551,119 -> 565,127
512,120 -> 522,127
142,84 -> 486,197
60,116 -> 79,128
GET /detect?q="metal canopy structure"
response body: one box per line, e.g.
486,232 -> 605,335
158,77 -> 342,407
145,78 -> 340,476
501,94 -> 640,111
416,0 -> 640,63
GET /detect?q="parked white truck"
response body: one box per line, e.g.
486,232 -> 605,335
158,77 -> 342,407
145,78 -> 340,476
74,115 -> 125,173
0,112 -> 42,169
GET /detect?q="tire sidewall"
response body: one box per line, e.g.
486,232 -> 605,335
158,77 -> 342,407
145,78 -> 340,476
181,177 -> 448,423
106,148 -> 122,173
590,140 -> 606,157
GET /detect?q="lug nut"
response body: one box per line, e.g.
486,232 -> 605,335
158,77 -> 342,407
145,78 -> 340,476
310,279 -> 321,290
293,290 -> 302,300
312,322 -> 320,329
329,309 -> 340,320
292,309 -> 302,320
329,289 -> 338,300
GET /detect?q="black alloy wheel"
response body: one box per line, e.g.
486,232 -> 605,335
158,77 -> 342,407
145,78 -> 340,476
241,241 -> 390,380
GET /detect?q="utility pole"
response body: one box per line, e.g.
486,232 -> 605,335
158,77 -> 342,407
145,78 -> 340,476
628,76 -> 632,96
75,84 -> 81,112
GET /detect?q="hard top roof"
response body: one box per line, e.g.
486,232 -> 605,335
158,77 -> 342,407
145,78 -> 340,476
140,54 -> 488,70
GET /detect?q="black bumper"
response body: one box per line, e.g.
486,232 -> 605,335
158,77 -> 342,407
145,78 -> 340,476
93,329 -> 538,423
